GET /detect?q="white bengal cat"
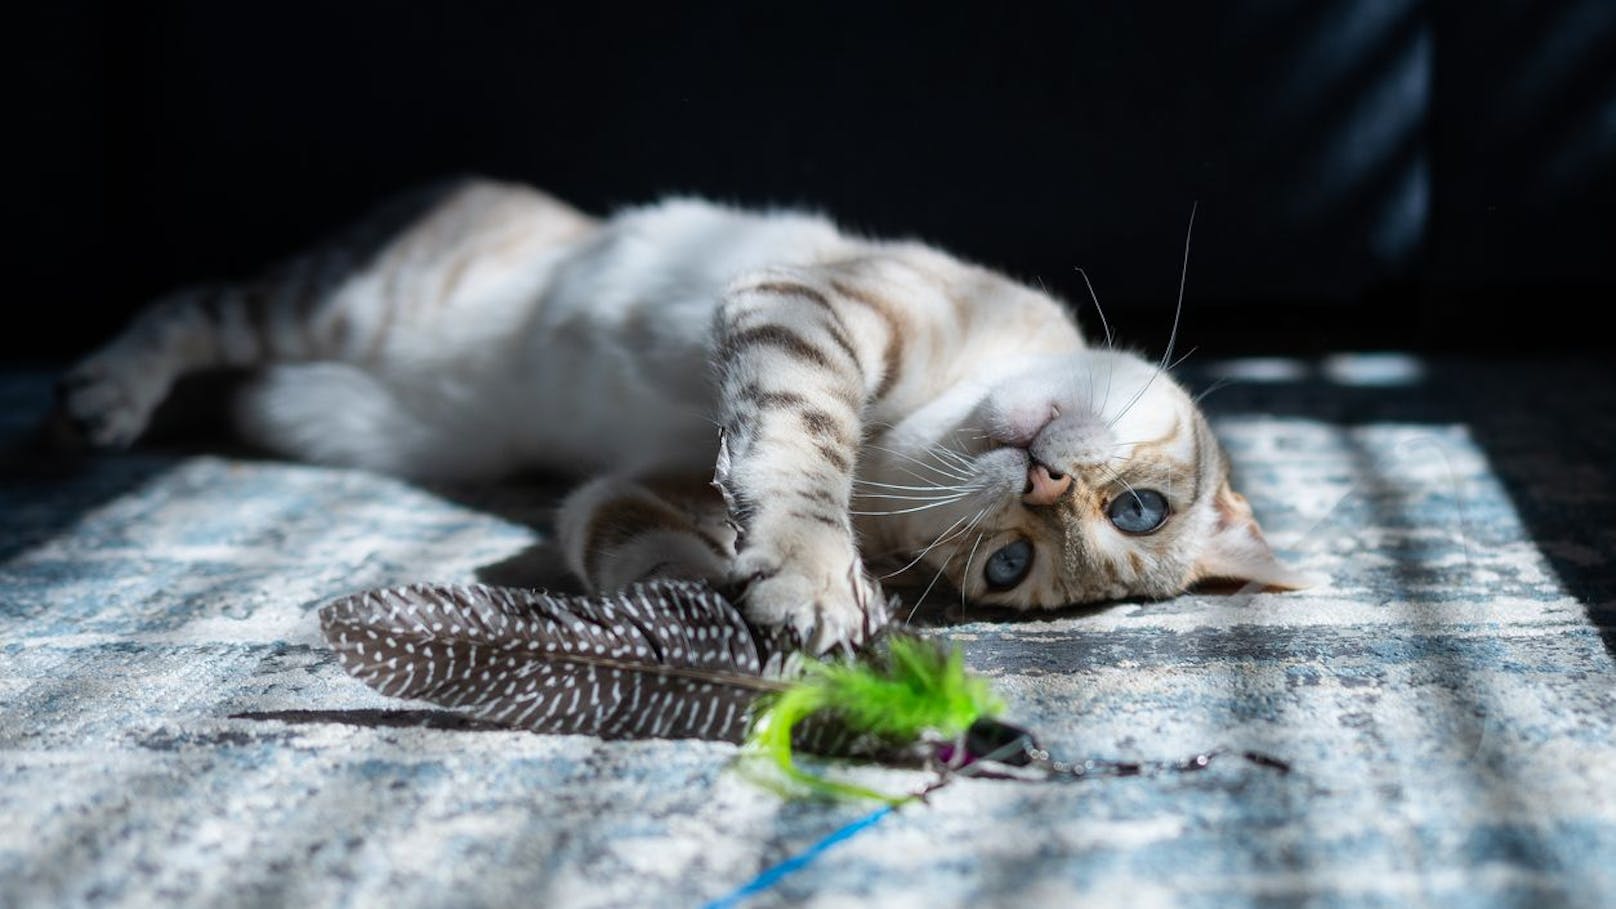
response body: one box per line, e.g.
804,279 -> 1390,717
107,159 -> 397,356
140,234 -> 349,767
60,177 -> 1311,653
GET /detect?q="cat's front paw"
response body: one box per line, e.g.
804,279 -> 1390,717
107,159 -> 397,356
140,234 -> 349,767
734,549 -> 891,655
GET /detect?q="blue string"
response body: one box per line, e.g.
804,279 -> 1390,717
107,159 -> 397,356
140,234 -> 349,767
700,804 -> 896,909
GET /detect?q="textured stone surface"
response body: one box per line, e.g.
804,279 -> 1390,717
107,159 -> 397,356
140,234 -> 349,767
2,355 -> 1613,908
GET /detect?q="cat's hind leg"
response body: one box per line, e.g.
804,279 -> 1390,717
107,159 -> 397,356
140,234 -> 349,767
556,477 -> 736,593
54,184 -> 452,448
57,283 -> 289,448
57,177 -> 592,452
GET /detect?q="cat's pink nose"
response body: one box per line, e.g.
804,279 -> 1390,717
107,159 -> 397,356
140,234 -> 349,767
1022,462 -> 1072,506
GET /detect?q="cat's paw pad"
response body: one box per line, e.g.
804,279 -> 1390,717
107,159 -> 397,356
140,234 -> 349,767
55,359 -> 162,449
734,554 -> 891,655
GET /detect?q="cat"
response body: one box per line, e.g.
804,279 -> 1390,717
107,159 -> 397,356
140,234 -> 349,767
57,177 -> 1311,653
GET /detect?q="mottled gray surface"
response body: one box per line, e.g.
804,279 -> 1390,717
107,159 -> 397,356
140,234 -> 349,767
2,355 -> 1614,908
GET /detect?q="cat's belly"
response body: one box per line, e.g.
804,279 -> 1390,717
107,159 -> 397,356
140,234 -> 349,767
505,323 -> 720,478
485,197 -> 850,479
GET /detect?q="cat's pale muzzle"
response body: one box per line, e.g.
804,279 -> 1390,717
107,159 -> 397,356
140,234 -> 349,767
1026,410 -> 1116,477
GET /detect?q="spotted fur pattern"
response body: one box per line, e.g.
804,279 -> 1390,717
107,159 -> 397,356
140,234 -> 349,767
60,177 -> 1309,653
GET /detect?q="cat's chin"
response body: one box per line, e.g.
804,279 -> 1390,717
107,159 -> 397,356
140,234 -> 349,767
985,403 -> 1059,450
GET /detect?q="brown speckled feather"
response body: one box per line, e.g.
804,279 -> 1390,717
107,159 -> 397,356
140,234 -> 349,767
319,580 -> 789,742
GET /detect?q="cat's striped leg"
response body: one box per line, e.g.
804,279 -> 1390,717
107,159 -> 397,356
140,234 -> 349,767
56,270 -> 352,447
712,267 -> 905,653
56,178 -> 560,450
557,477 -> 736,593
54,182 -> 465,449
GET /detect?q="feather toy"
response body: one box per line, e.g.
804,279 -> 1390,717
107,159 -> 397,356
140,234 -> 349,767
320,579 -> 1286,802
743,637 -> 1004,802
319,579 -> 1004,800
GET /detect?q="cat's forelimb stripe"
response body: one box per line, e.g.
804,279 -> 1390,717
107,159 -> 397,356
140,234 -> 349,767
712,270 -> 901,648
714,275 -> 897,522
725,277 -> 904,404
733,281 -> 866,369
827,279 -> 905,401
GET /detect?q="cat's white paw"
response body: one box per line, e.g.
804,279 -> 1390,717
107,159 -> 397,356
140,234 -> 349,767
56,355 -> 167,448
734,549 -> 890,655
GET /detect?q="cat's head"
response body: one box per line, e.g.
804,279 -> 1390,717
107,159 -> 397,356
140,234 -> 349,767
857,348 -> 1312,609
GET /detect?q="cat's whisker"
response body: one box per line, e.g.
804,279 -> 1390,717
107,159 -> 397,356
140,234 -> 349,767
1106,381 -> 1152,429
867,457 -> 969,487
928,433 -> 977,460
1074,267 -> 1115,352
928,444 -> 977,472
1110,202 -> 1196,430
886,463 -> 959,486
1105,355 -> 1117,419
850,494 -> 975,517
959,530 -> 988,609
1166,202 -> 1196,368
865,445 -> 973,483
1074,267 -> 1119,414
946,427 -> 990,458
903,504 -> 989,623
1100,462 -> 1140,502
1166,344 -> 1199,373
1108,341 -> 1180,427
881,508 -> 983,580
952,504 -> 991,594
853,478 -> 976,493
906,547 -> 959,624
852,490 -> 974,502
866,443 -> 972,479
1192,378 -> 1231,406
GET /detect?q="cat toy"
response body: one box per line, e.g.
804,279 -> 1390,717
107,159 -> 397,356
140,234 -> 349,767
320,579 -> 1289,802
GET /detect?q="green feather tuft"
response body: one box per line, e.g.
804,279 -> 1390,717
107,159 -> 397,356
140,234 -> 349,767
743,635 -> 1004,802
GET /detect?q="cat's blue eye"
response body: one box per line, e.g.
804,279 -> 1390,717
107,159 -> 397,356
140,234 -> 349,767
1107,489 -> 1169,534
984,538 -> 1035,590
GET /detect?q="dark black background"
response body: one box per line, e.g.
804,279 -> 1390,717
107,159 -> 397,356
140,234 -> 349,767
17,1 -> 1615,362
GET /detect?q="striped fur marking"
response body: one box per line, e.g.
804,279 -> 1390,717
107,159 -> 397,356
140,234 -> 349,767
722,324 -> 834,370
828,279 -> 904,400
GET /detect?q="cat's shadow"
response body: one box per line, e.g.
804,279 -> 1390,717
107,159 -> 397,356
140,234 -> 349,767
892,589 -> 1116,629
471,537 -> 580,591
896,579 -> 1260,630
411,477 -> 586,592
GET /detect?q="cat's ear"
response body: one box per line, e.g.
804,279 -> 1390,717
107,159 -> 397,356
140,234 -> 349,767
1192,482 -> 1318,590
